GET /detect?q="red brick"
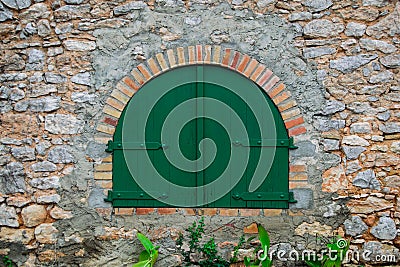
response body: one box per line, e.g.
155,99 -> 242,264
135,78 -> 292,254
204,45 -> 211,63
240,209 -> 261,216
250,65 -> 266,81
289,181 -> 308,189
188,46 -> 195,63
156,53 -> 168,70
213,45 -> 222,63
237,54 -> 250,72
177,47 -> 185,66
95,180 -> 112,189
106,97 -> 124,111
136,208 -> 155,215
281,108 -> 301,121
243,223 -> 258,234
198,208 -> 218,216
288,126 -> 307,137
158,208 -> 177,215
167,49 -> 177,67
273,91 -> 291,105
268,83 -> 285,98
285,116 -> 304,129
221,49 -> 232,66
147,58 -> 161,75
243,59 -> 258,77
262,76 -> 280,92
121,77 -> 139,94
263,209 -> 282,216
115,208 -> 134,215
137,64 -> 152,80
121,77 -> 136,89
196,45 -> 202,62
278,100 -> 297,112
104,116 -> 118,126
131,69 -> 146,85
96,124 -> 115,135
290,165 -> 307,173
219,209 -> 238,216
230,51 -> 240,69
289,173 -> 308,181
257,69 -> 273,86
183,208 -> 196,215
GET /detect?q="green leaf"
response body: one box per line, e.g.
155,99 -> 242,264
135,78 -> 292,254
258,224 -> 270,252
304,260 -> 322,267
244,256 -> 251,266
261,258 -> 273,267
137,233 -> 154,254
150,250 -> 158,265
139,250 -> 150,261
132,260 -> 150,267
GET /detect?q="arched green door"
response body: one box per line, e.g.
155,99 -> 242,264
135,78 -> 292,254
106,65 -> 296,208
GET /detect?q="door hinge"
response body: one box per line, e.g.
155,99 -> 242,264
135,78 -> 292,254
232,137 -> 298,149
105,140 -> 165,152
232,191 -> 297,202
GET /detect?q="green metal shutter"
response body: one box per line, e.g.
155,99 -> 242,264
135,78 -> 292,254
105,65 -> 296,208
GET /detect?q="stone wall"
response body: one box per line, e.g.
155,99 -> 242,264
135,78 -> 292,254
0,0 -> 399,266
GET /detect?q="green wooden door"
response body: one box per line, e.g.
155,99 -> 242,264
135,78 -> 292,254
106,65 -> 296,208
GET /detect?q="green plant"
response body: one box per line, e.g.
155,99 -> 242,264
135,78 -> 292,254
303,236 -> 349,267
2,256 -> 12,267
177,217 -> 249,267
230,235 -> 245,263
244,224 -> 273,267
133,232 -> 159,267
198,238 -> 230,267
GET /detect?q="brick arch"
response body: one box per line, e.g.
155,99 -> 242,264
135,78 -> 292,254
96,45 -> 306,138
93,45 -> 309,199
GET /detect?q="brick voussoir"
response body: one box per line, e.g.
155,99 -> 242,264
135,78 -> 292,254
272,91 -> 291,105
97,45 -> 306,142
103,104 -> 122,119
96,124 -> 115,135
288,126 -> 307,136
262,75 -> 280,92
156,53 -> 168,70
284,116 -> 305,129
250,64 -> 266,82
212,45 -> 222,64
221,48 -> 232,66
237,54 -> 251,73
196,44 -> 203,63
243,58 -> 258,77
230,51 -> 241,69
147,58 -> 161,75
131,68 -> 146,85
137,63 -> 152,80
204,45 -> 212,63
119,79 -> 138,96
167,49 -> 177,68
188,46 -> 196,64
177,47 -> 186,66
268,83 -> 285,99
256,69 -> 273,86
106,97 -> 125,111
